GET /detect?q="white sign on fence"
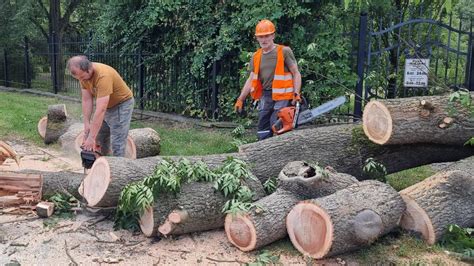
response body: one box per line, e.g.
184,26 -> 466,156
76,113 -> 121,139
404,58 -> 429,87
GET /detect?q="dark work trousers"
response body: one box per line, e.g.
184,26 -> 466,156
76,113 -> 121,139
257,91 -> 290,140
96,97 -> 135,157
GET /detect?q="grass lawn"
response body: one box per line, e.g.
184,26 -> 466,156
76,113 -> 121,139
0,90 -> 465,264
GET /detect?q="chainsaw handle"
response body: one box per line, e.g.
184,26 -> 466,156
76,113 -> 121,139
272,119 -> 283,134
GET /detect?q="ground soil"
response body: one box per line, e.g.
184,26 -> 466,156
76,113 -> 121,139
0,139 -> 468,265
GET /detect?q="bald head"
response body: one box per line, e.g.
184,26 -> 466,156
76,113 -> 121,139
67,55 -> 92,73
68,55 -> 94,81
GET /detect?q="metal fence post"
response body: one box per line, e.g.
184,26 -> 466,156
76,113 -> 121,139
24,36 -> 31,88
466,39 -> 474,91
211,60 -> 219,119
4,50 -> 9,87
138,44 -> 145,110
354,12 -> 368,119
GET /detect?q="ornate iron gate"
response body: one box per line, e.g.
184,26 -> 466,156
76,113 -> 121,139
354,11 -> 474,118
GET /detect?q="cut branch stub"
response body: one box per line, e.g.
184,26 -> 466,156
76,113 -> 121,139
225,161 -> 358,252
400,170 -> 474,244
286,180 -> 405,259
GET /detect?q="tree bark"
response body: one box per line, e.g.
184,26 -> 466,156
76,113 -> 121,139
286,180 -> 405,259
225,162 -> 358,251
362,93 -> 474,145
81,153 -> 245,207
240,124 -> 474,181
399,169 -> 474,244
58,123 -> 84,155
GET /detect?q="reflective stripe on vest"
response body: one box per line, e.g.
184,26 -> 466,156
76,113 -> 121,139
250,45 -> 294,101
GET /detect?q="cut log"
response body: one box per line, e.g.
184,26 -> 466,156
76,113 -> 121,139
141,176 -> 266,237
225,161 -> 358,251
44,104 -> 73,144
81,153 -> 245,207
37,116 -> 47,139
0,141 -> 20,166
399,170 -> 474,244
362,93 -> 474,145
286,180 -> 405,259
59,127 -> 160,159
128,128 -> 161,159
36,201 -> 55,218
239,124 -> 474,181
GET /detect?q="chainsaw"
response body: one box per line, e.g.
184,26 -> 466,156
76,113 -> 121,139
80,149 -> 101,173
272,96 -> 346,135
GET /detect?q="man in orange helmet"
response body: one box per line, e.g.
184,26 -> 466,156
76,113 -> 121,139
235,19 -> 302,140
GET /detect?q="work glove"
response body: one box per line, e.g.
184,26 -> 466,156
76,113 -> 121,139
292,93 -> 301,105
234,99 -> 244,113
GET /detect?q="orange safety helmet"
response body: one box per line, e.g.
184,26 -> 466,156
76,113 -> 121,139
255,19 -> 275,36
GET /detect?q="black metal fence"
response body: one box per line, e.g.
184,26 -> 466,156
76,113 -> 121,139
1,10 -> 473,121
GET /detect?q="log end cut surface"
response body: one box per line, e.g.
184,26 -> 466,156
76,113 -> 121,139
82,157 -> 111,206
139,206 -> 155,237
286,202 -> 333,259
400,194 -> 436,245
224,214 -> 257,251
362,101 -> 393,145
37,116 -> 47,139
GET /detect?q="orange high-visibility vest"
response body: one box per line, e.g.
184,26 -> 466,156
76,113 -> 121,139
250,45 -> 294,101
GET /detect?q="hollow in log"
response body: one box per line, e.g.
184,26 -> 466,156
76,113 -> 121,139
286,180 -> 405,259
225,161 -> 358,251
362,93 -> 474,145
399,170 -> 474,244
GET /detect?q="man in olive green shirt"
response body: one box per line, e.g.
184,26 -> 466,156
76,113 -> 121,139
67,55 -> 134,157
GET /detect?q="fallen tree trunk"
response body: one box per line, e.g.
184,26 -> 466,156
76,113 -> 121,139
240,124 -> 474,181
287,180 -> 405,259
399,169 -> 474,244
81,153 -> 244,207
59,126 -> 160,159
362,93 -> 474,145
82,124 -> 473,207
44,104 -> 74,145
139,178 -> 266,237
225,161 -> 358,251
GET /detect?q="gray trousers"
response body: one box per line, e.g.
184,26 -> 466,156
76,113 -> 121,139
257,91 -> 290,140
97,98 -> 134,157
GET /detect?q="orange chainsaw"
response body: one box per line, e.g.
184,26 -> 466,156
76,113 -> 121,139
272,96 -> 346,135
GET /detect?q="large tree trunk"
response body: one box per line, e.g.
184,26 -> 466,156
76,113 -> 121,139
399,169 -> 474,244
287,180 -> 405,259
82,124 -> 474,207
362,93 -> 474,145
240,124 -> 474,181
140,177 -> 266,237
225,161 -> 358,251
81,154 -> 244,207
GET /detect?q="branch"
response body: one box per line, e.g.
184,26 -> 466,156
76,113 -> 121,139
35,0 -> 49,18
29,17 -> 49,40
59,0 -> 82,33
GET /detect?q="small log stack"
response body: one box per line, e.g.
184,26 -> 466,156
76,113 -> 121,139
224,161 -> 358,251
0,171 -> 42,207
399,169 -> 474,244
286,180 -> 405,259
362,92 -> 474,145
